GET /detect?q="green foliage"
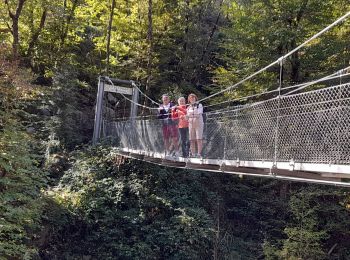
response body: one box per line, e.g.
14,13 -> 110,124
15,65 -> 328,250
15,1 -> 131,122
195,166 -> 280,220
1,1 -> 350,259
44,147 -> 215,259
42,146 -> 350,259
0,61 -> 48,259
50,67 -> 95,150
279,187 -> 350,259
213,0 -> 350,106
262,186 -> 350,260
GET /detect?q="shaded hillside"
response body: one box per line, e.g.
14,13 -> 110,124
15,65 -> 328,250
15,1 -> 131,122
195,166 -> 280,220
40,147 -> 350,259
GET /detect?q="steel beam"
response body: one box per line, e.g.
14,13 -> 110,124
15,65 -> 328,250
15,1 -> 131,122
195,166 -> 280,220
92,77 -> 105,145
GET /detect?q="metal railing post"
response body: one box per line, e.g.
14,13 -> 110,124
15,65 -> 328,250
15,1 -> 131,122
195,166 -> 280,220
93,77 -> 105,145
130,82 -> 139,120
273,58 -> 284,172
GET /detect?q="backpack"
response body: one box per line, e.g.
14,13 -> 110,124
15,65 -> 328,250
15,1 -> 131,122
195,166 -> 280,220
195,103 -> 207,124
195,103 -> 207,140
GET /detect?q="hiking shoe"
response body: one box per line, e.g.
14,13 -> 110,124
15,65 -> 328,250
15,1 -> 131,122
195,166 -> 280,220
196,153 -> 203,159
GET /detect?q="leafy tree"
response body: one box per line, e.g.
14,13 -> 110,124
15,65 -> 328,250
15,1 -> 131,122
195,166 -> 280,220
280,187 -> 350,259
212,0 -> 350,108
45,147 -> 215,259
0,48 -> 48,259
0,1 -> 350,259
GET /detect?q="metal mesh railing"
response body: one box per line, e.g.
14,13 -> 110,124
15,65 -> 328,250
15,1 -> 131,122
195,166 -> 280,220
102,83 -> 350,166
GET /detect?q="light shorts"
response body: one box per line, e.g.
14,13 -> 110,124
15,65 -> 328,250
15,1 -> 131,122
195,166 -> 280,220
189,118 -> 204,140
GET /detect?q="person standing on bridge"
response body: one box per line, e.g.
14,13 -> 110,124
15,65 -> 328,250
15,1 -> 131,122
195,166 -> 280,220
172,97 -> 189,157
158,94 -> 179,156
187,93 -> 204,158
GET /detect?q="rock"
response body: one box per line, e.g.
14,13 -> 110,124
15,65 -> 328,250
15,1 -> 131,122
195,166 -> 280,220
39,108 -> 52,116
26,127 -> 36,134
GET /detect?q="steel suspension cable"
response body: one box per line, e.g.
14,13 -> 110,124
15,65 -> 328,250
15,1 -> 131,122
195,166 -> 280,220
131,81 -> 161,106
197,11 -> 350,104
104,12 -> 350,120
204,66 -> 350,109
105,77 -> 160,111
282,67 -> 350,96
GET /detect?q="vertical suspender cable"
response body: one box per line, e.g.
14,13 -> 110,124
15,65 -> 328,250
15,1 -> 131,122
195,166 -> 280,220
273,58 -> 284,172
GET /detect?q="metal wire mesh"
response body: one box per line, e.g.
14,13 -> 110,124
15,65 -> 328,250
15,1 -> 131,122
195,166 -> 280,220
102,83 -> 350,165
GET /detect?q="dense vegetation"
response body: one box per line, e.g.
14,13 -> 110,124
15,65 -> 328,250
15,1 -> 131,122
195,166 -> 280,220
30,147 -> 350,259
1,0 -> 350,259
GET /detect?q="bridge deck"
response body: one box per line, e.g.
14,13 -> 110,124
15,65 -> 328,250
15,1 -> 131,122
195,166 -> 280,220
115,148 -> 350,187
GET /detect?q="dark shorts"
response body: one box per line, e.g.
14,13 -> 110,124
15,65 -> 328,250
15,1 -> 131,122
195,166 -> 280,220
162,124 -> 178,139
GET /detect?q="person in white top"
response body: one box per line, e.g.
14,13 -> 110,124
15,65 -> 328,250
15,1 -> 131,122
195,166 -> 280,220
158,94 -> 179,155
186,93 -> 204,157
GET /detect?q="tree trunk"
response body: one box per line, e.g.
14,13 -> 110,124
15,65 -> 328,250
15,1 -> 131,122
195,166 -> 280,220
12,19 -> 20,58
183,0 -> 190,53
200,0 -> 223,63
106,0 -> 116,74
180,0 -> 190,83
61,0 -> 67,43
60,0 -> 79,46
5,0 -> 27,58
279,182 -> 289,199
290,46 -> 300,83
194,0 -> 223,84
289,0 -> 308,83
125,0 -> 131,16
27,9 -> 47,58
143,0 -> 153,111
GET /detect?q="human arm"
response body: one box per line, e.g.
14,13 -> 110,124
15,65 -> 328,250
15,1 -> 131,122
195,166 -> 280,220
187,104 -> 202,118
171,106 -> 179,120
157,106 -> 164,119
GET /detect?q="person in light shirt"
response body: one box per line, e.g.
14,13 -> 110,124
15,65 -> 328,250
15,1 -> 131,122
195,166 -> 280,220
186,93 -> 204,157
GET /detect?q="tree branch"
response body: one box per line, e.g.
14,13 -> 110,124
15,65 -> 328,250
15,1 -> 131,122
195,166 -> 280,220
5,22 -> 12,34
296,0 -> 309,25
106,0 -> 116,74
27,8 -> 48,57
200,0 -> 224,63
15,0 -> 27,19
4,0 -> 14,19
61,0 -> 79,44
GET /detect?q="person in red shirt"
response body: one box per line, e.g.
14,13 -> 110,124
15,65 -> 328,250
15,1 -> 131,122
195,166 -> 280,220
172,97 -> 189,157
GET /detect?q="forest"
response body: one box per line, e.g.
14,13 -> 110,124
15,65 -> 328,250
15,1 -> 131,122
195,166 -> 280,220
1,0 -> 350,259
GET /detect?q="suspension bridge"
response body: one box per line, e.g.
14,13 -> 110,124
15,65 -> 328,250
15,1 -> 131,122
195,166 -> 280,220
93,11 -> 350,187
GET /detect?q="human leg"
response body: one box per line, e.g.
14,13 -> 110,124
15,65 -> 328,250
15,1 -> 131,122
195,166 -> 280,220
190,140 -> 197,156
189,124 -> 197,156
197,139 -> 203,156
195,121 -> 204,156
171,125 -> 179,155
184,128 -> 189,156
179,128 -> 189,157
162,125 -> 171,153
